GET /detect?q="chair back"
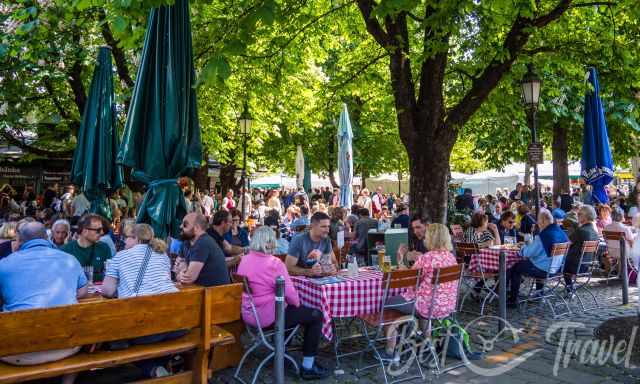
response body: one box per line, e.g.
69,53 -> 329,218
454,242 -> 479,265
547,242 -> 570,275
603,230 -> 625,268
377,269 -> 421,327
424,263 -> 464,322
231,273 -> 265,335
576,240 -> 599,277
274,254 -> 287,263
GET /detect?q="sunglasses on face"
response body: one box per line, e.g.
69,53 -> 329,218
86,227 -> 103,234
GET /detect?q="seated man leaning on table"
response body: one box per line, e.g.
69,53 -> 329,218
507,209 -> 568,307
0,222 -> 87,382
176,213 -> 230,287
396,214 -> 429,264
286,212 -> 338,277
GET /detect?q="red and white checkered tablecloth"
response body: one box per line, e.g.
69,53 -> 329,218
469,248 -> 523,273
292,269 -> 402,340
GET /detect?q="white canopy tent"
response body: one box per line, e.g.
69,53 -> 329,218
461,170 -> 519,196
251,173 -> 361,189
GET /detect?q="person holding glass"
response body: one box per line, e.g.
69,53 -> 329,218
496,211 -> 518,244
285,212 -> 337,277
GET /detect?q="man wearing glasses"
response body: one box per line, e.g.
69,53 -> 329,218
496,211 -> 518,244
61,214 -> 112,282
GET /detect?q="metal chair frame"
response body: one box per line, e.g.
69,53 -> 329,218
415,264 -> 466,377
355,269 -> 425,384
456,242 -> 498,315
602,231 -> 637,283
232,274 -> 301,384
518,242 -> 571,318
564,240 -> 600,312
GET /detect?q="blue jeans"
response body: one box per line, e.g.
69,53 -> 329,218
507,259 -> 547,301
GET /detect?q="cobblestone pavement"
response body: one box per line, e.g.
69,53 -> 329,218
213,277 -> 640,384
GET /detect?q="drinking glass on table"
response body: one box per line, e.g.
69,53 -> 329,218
83,265 -> 94,285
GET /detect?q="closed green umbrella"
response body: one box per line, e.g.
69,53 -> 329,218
118,0 -> 202,238
71,46 -> 123,221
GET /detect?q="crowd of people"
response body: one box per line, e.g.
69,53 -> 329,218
1,178 -> 640,382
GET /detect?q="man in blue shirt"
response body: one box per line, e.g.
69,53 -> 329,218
507,209 -> 568,307
0,221 -> 88,367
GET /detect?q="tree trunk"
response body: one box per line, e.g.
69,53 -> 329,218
552,121 -> 570,198
361,168 -> 368,189
408,141 -> 453,223
191,161 -> 209,192
327,170 -> 339,188
219,163 -> 237,196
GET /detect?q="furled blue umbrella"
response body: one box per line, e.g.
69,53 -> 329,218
71,46 -> 123,220
581,67 -> 614,204
117,0 -> 202,238
337,103 -> 354,208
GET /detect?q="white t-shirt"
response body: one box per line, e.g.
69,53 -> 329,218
201,195 -> 214,216
105,244 -> 177,298
71,194 -> 90,217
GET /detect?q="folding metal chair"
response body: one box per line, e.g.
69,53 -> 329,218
232,274 -> 300,384
355,269 -> 424,384
564,240 -> 600,311
455,242 -> 498,315
417,264 -> 465,377
602,230 -> 636,282
519,242 -> 571,318
454,241 -> 478,266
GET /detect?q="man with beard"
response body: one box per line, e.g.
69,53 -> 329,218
177,213 -> 229,286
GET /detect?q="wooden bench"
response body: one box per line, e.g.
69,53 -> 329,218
0,284 -> 243,384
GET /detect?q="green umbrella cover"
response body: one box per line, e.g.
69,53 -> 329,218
118,0 -> 202,238
71,46 -> 123,221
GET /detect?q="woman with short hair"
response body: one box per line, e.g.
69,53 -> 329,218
237,226 -> 328,380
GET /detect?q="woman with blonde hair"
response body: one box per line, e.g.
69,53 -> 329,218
0,221 -> 17,258
357,188 -> 372,215
101,224 -> 183,378
382,223 -> 459,358
102,223 -> 174,298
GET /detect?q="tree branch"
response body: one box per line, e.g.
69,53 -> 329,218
67,26 -> 87,116
244,3 -> 351,59
98,11 -> 134,89
446,0 -> 573,131
325,52 -> 390,105
571,1 -> 616,7
356,0 -> 393,48
0,127 -> 73,157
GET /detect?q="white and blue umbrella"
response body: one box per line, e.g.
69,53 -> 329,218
337,103 -> 354,208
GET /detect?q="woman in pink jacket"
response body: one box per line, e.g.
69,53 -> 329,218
237,226 -> 329,380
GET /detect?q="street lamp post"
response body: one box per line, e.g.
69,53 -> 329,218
521,64 -> 542,216
239,103 -> 253,221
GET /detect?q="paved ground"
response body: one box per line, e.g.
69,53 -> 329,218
212,277 -> 640,384
32,277 -> 638,383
